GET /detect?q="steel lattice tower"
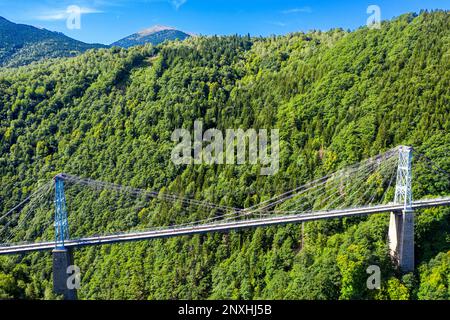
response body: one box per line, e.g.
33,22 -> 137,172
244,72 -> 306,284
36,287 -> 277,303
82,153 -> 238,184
394,146 -> 413,209
54,174 -> 69,249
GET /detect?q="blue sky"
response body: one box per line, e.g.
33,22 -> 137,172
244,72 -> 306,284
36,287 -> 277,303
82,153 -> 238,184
0,0 -> 448,44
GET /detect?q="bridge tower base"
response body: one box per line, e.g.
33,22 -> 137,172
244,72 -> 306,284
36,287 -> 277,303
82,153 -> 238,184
52,248 -> 77,300
388,210 -> 414,272
388,146 -> 414,272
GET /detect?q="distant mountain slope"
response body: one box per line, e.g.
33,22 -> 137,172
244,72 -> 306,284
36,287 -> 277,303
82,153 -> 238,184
111,25 -> 190,48
0,16 -> 106,67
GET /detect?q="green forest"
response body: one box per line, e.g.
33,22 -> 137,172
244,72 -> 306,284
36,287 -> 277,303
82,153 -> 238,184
0,11 -> 449,300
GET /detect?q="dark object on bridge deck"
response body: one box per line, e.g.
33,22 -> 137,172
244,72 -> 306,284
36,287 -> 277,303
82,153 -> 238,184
52,248 -> 77,300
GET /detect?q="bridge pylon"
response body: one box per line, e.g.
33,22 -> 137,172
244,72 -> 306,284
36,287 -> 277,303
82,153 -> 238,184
388,146 -> 414,272
52,174 -> 77,300
54,174 -> 69,249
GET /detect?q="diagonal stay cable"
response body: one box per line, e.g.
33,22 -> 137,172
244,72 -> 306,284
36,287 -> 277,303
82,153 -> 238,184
280,156 -> 387,213
261,155 -> 398,216
325,155 -> 398,211
2,181 -> 54,243
413,149 -> 450,180
262,153 -> 394,214
187,154 -> 397,225
245,148 -> 398,213
0,180 -> 53,223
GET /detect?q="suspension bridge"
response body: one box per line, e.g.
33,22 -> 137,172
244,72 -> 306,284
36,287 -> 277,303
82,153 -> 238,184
0,145 -> 449,299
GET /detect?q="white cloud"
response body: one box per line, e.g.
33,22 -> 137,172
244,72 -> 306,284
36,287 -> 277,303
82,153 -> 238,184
36,6 -> 103,21
268,21 -> 288,27
169,0 -> 187,10
281,7 -> 312,14
32,0 -> 186,22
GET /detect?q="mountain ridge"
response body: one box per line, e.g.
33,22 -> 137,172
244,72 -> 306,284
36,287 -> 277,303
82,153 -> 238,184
111,25 -> 190,48
138,25 -> 177,36
0,17 -> 191,66
0,16 -> 107,67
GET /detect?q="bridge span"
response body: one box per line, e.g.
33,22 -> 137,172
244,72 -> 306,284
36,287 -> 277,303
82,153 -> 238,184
2,145 -> 449,299
1,196 -> 449,255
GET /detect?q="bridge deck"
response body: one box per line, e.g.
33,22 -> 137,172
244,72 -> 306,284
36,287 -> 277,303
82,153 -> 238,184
1,197 -> 449,255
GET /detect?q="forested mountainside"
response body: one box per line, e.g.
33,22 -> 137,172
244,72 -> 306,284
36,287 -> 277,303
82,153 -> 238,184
0,16 -> 106,67
0,11 -> 449,299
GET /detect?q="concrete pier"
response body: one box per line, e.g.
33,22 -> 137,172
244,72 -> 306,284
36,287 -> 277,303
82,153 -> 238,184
52,248 -> 77,300
388,210 -> 414,272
